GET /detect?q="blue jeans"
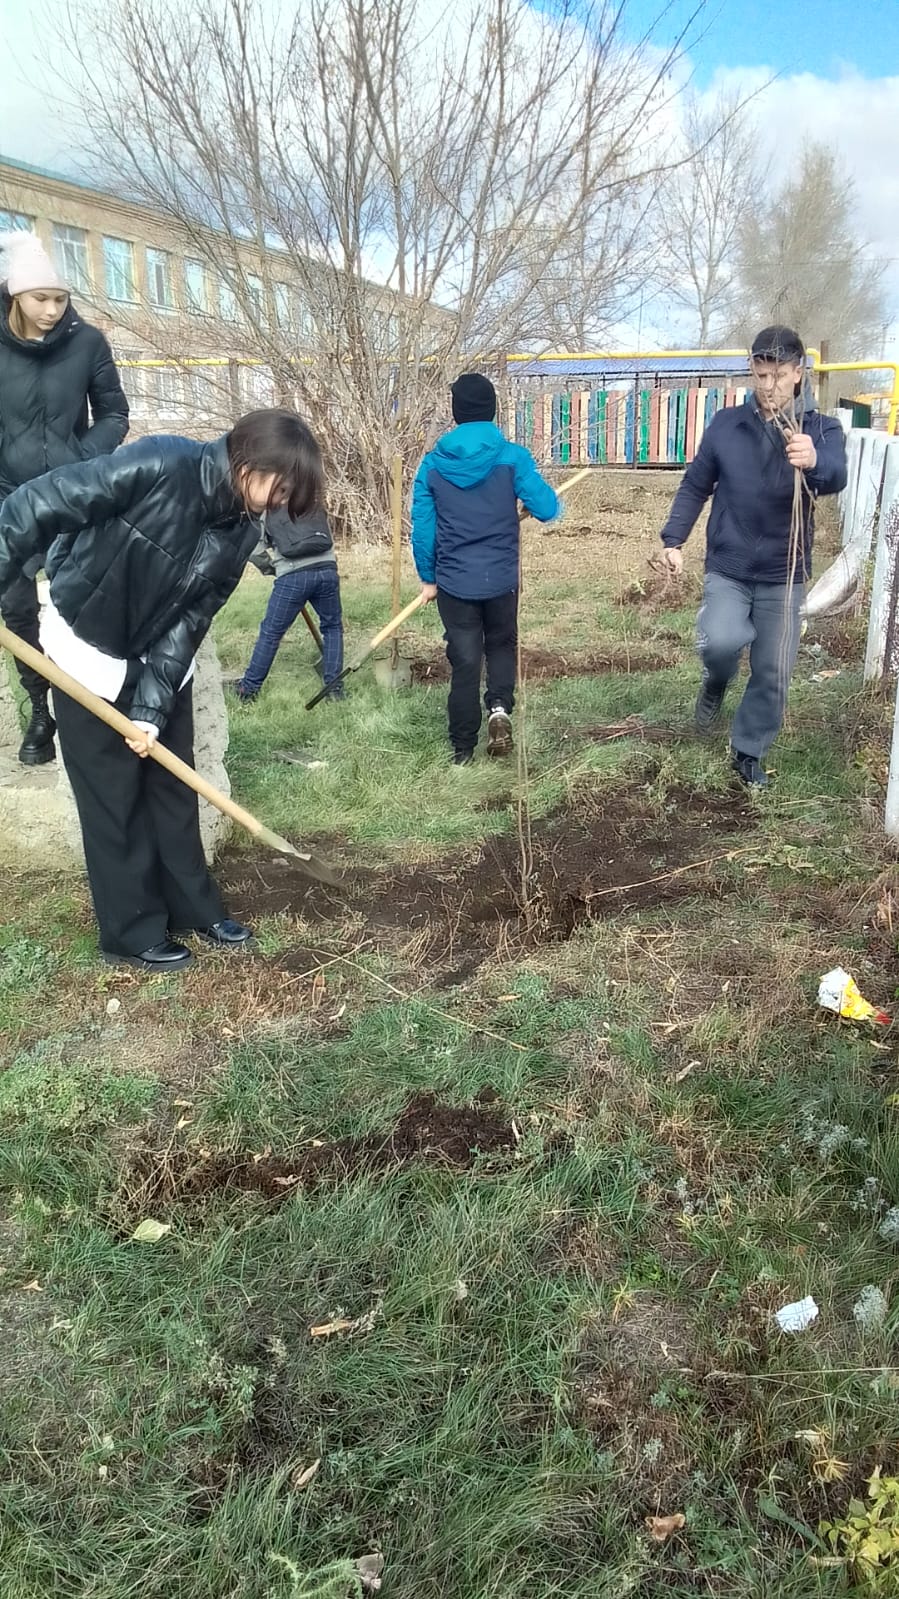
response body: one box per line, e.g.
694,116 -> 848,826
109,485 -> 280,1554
697,571 -> 803,758
241,566 -> 344,694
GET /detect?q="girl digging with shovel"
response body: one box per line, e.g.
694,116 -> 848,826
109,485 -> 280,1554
0,408 -> 323,971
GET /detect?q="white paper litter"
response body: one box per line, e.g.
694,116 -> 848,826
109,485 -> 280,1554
775,1295 -> 820,1334
818,968 -> 851,1015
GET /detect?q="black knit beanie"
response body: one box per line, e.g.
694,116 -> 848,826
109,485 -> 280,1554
451,372 -> 497,424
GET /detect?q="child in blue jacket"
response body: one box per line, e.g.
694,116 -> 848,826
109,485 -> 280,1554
411,373 -> 559,764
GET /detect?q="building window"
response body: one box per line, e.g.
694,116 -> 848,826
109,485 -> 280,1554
146,247 -> 175,310
240,365 -> 275,407
52,224 -> 91,294
112,348 -> 144,407
274,282 -> 292,329
274,283 -> 313,341
246,273 -> 264,323
0,210 -> 33,233
147,366 -> 183,407
103,236 -> 136,303
184,259 -> 208,314
218,275 -> 239,322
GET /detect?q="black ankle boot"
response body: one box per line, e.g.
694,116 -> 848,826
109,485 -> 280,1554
19,694 -> 57,766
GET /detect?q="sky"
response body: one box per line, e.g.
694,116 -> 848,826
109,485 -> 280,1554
2,0 -> 896,356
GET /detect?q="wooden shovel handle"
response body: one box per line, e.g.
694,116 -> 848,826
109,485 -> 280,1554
0,623 -> 269,843
300,605 -> 324,654
521,465 -> 593,523
356,591 -> 426,661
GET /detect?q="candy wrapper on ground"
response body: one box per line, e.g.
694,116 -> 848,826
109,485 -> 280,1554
818,967 -> 891,1026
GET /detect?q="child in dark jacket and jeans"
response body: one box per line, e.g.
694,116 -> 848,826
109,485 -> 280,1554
233,504 -> 344,699
411,373 -> 559,764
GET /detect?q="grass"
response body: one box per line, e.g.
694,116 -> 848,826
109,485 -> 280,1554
1,480 -> 898,1596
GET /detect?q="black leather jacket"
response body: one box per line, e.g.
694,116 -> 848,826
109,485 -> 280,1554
0,295 -> 129,500
0,434 -> 259,729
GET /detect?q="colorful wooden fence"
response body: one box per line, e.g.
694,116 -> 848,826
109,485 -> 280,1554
513,386 -> 750,466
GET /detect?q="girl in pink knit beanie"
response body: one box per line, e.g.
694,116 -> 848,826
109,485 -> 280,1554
0,229 -> 129,764
0,229 -> 69,340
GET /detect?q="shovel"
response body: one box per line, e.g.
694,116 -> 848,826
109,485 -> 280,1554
376,452 -> 413,691
520,465 -> 593,523
306,592 -> 426,710
0,624 -> 341,886
300,605 -> 325,678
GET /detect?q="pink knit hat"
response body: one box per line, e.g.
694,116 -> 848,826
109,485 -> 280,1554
0,230 -> 68,295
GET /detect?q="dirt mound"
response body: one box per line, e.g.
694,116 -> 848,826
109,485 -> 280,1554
222,784 -> 750,981
127,1090 -> 513,1209
410,644 -> 672,685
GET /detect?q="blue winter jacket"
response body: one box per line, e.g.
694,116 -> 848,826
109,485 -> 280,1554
660,400 -> 847,584
411,421 -> 559,600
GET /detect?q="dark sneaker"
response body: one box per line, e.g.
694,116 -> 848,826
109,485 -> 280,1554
228,681 -> 258,703
452,748 -> 475,766
731,749 -> 768,788
486,708 -> 513,757
18,695 -> 56,765
102,939 -> 193,971
195,919 -> 254,946
694,675 -> 726,735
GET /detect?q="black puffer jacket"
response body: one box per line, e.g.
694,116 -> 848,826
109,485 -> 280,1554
0,435 -> 259,730
0,295 -> 129,500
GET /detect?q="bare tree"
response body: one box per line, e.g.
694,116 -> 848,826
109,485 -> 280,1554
65,0 -> 705,534
727,141 -> 890,359
661,89 -> 765,346
508,168 -> 663,350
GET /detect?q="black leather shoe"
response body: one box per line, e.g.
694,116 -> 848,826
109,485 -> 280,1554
103,940 -> 193,971
19,696 -> 57,766
195,919 -> 254,946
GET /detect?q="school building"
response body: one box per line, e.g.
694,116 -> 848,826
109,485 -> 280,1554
0,155 -> 430,434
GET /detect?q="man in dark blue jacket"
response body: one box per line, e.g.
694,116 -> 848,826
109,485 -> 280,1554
411,373 -> 559,764
660,326 -> 847,786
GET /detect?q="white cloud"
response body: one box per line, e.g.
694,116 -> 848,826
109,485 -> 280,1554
2,7 -> 896,354
701,66 -> 899,350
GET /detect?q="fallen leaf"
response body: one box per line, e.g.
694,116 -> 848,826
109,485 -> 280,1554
105,997 -> 121,1015
311,972 -> 327,1009
330,1002 -> 347,1022
20,1278 -> 43,1292
645,1512 -> 686,1542
673,1061 -> 699,1082
175,1116 -> 192,1132
292,1458 -> 321,1490
310,1302 -> 382,1339
795,1427 -> 830,1451
130,1218 -> 172,1244
272,1175 -> 299,1188
172,1098 -> 193,1108
496,994 -> 519,1002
